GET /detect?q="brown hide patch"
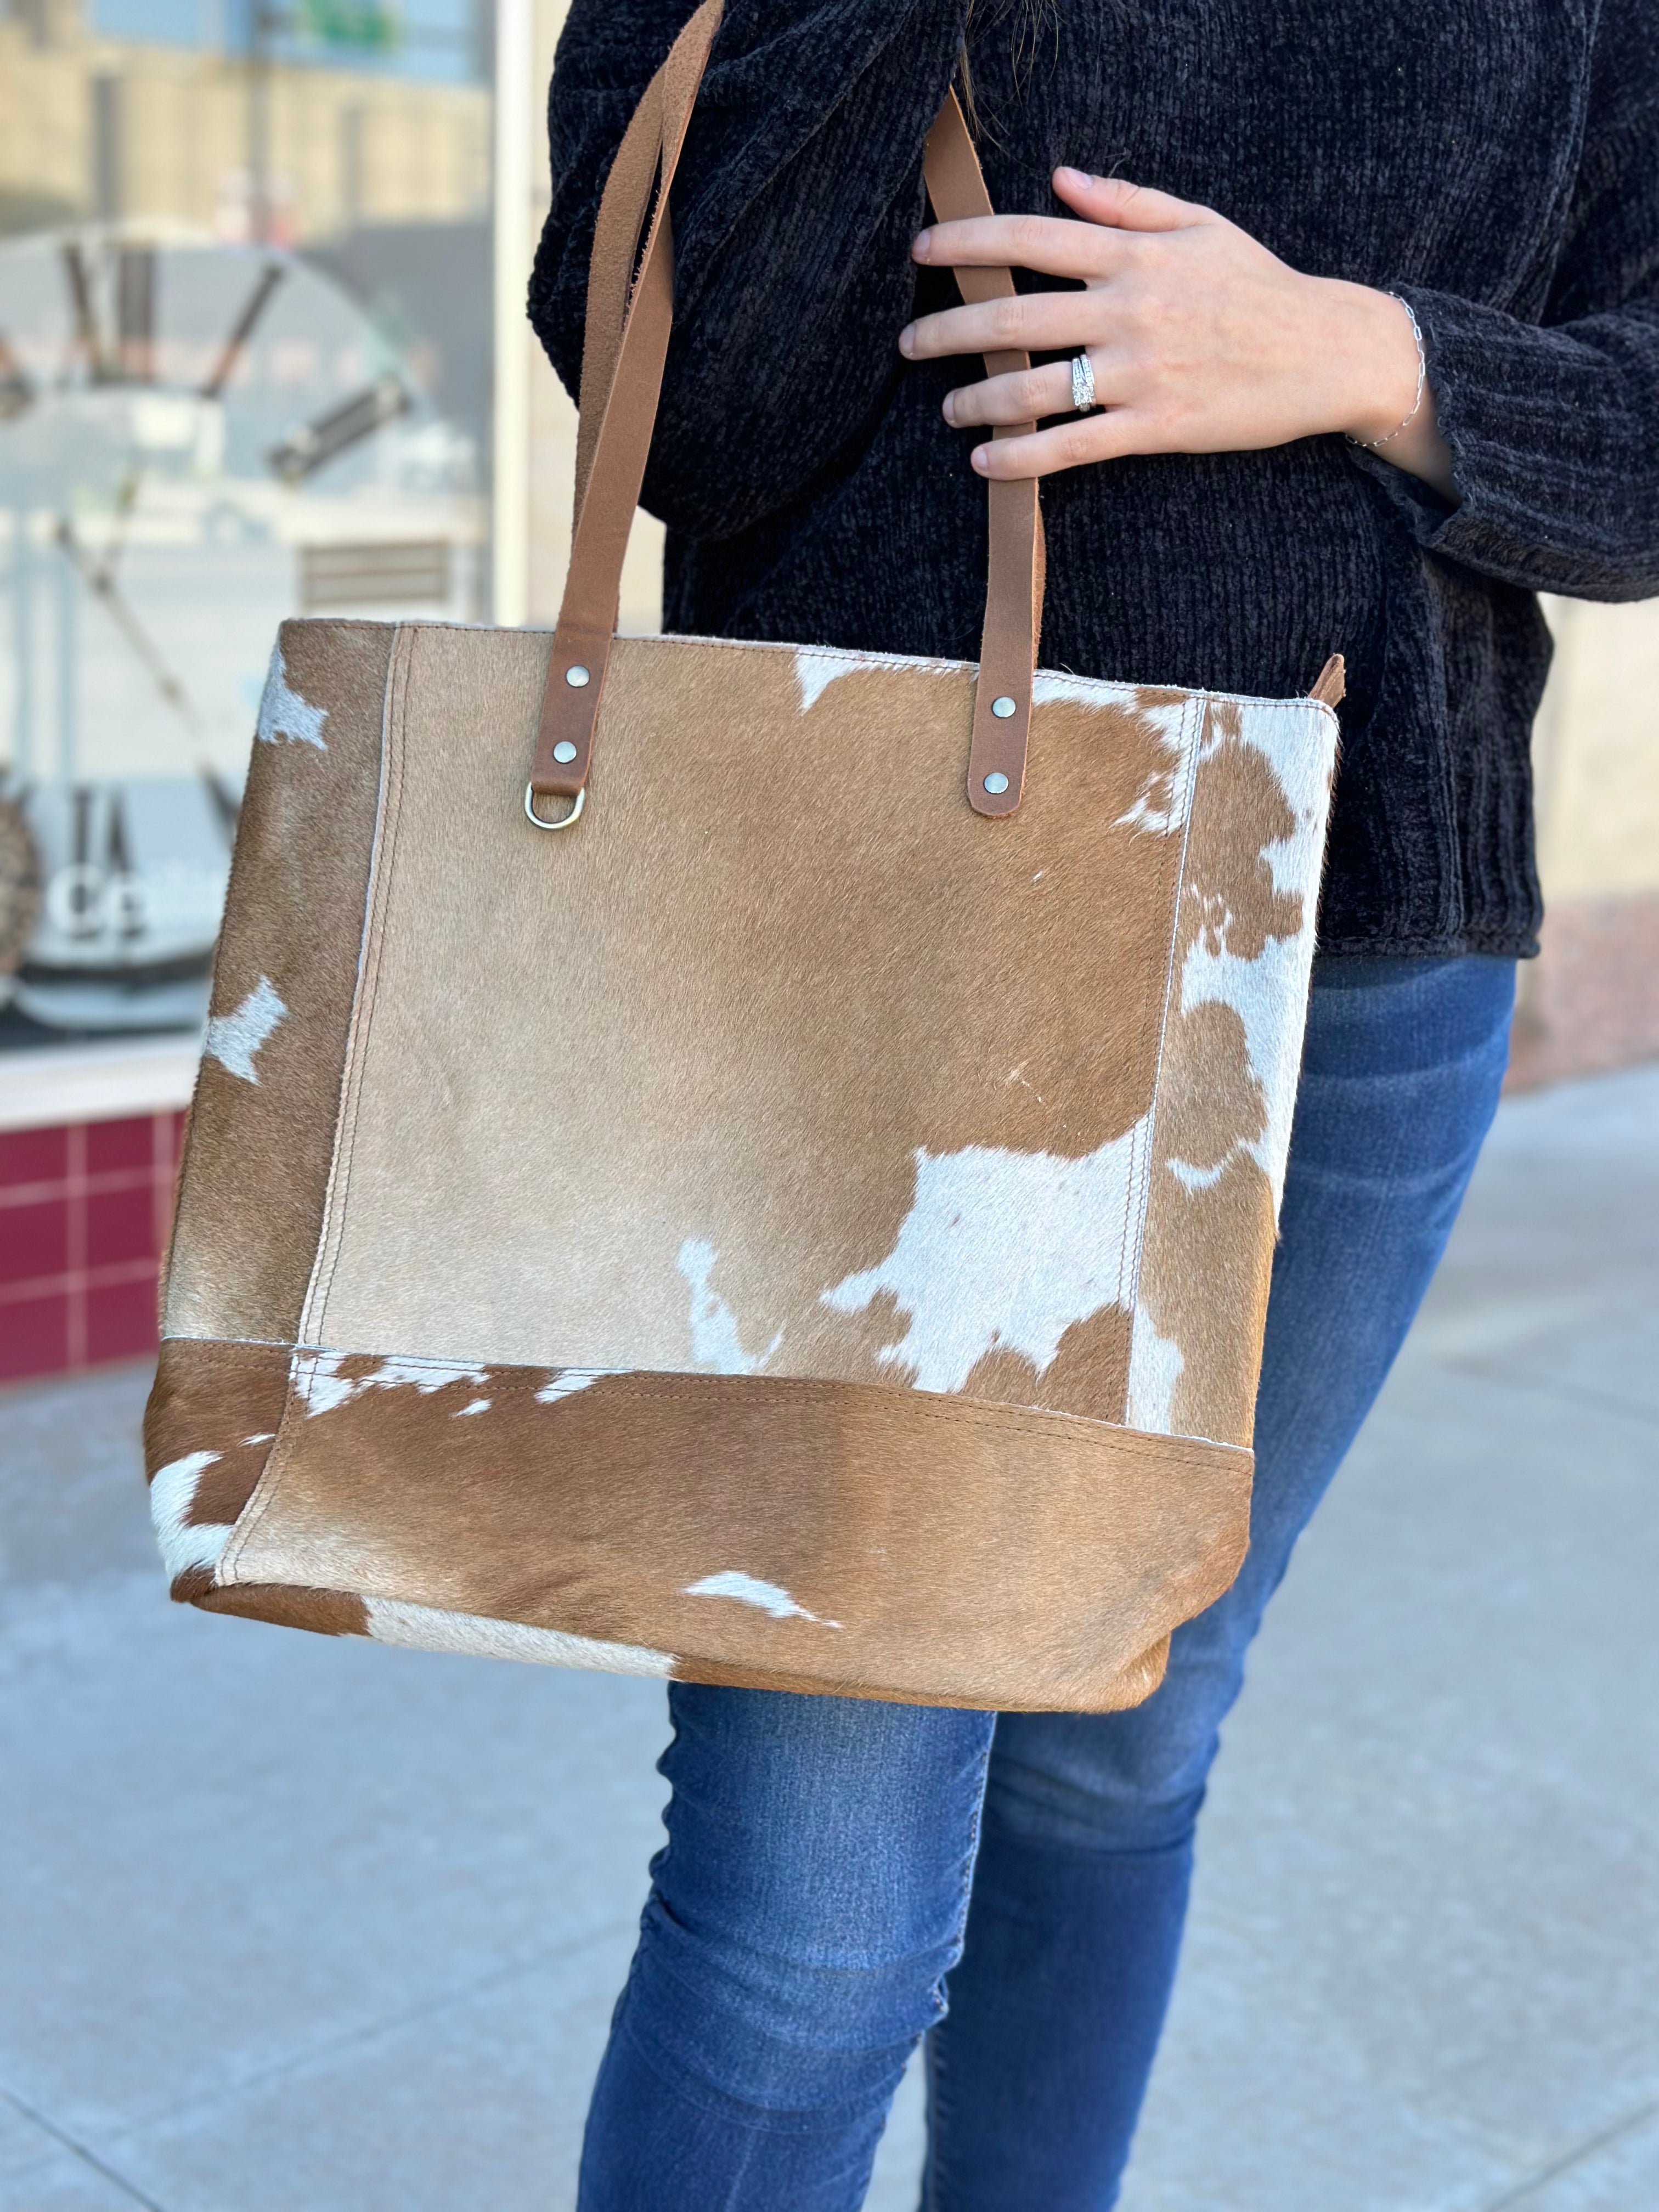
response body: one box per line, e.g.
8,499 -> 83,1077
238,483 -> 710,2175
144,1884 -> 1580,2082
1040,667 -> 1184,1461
221,1358 -> 1251,1713
1151,1000 -> 1265,1179
163,622 -> 390,1344
144,1335 -> 291,1523
803,1289 -> 921,1393
1139,1155 -> 1277,1447
1184,706 -> 1305,960
960,1344 -> 1048,1406
198,1583 -> 370,1637
1034,1304 -> 1136,1419
959,1303 -> 1132,1422
296,631 -> 1198,1430
1111,685 -> 1195,831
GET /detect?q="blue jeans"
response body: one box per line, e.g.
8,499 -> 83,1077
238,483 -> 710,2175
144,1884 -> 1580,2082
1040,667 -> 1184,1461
579,954 -> 1517,2212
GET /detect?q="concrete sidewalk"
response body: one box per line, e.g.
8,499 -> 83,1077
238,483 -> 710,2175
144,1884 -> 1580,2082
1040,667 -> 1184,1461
2,1064 -> 1656,2211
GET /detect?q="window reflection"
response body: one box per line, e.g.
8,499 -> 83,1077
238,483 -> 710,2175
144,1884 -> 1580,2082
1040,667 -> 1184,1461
0,0 -> 493,1041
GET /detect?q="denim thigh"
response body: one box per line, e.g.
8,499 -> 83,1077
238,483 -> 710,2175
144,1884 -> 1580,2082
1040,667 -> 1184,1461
986,953 -> 1517,1851
611,1683 -> 995,2116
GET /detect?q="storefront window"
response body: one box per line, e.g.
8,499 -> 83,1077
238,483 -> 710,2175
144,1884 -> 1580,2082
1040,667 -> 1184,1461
0,0 -> 493,1045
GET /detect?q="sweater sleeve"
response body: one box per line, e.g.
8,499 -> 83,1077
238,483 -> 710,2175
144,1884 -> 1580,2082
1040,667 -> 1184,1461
528,0 -> 969,542
1355,0 -> 1659,602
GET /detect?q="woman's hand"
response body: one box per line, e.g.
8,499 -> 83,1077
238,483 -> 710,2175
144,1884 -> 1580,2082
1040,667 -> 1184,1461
899,169 -> 1455,498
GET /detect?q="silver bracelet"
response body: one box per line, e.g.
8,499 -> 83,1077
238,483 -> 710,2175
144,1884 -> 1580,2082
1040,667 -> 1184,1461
1347,294 -> 1426,452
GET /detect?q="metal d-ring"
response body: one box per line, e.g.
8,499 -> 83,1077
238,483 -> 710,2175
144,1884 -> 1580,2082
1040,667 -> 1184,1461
524,782 -> 586,831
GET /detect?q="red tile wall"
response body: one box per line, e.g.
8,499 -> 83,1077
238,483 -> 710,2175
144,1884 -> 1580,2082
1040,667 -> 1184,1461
0,1111 -> 188,1385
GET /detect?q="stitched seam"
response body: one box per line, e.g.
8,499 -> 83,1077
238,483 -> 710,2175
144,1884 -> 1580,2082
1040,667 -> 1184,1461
222,631 -> 409,1585
278,1368 -> 1247,1469
215,1347 -> 308,1584
320,1371 -> 1245,1464
283,618 -> 1331,716
167,1335 -> 1252,1465
1080,691 -> 1199,1357
1124,690 -> 1203,1336
644,640 -> 1341,716
1127,687 -> 1203,1312
939,1727 -> 995,2019
160,1333 -> 297,1348
305,624 -> 412,1341
1122,690 -> 1205,1363
157,1333 -> 289,1355
292,626 -> 403,1348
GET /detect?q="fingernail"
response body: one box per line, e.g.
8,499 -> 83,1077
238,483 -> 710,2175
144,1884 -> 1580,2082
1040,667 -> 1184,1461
942,392 -> 956,425
912,229 -> 932,261
899,325 -> 915,356
972,445 -> 990,471
1055,166 -> 1090,189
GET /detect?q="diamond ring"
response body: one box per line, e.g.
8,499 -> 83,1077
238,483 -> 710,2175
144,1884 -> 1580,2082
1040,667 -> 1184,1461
1070,353 -> 1098,413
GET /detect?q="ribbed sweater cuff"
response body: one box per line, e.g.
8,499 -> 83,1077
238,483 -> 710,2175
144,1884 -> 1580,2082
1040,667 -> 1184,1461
1350,283 -> 1659,602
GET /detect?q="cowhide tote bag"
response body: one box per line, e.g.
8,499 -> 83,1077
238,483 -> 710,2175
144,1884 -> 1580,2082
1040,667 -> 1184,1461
144,0 -> 1344,1713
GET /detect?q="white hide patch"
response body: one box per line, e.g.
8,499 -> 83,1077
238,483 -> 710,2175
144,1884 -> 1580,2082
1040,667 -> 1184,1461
204,974 -> 286,1085
1176,699 -> 1336,1213
682,1571 -> 840,1628
1115,696 -> 1199,838
792,642 -> 962,713
821,1116 -> 1152,1393
149,1451 -> 233,1582
1166,1157 -> 1228,1193
455,1398 -> 492,1417
794,646 -> 871,713
256,646 -> 328,748
295,1352 -> 493,1418
1031,670 -> 1128,710
1124,1311 -> 1186,1435
534,1367 -> 607,1403
363,1598 -> 675,1675
679,1240 -> 781,1375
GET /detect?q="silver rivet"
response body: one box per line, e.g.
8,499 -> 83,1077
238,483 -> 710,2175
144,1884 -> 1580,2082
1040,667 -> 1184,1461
565,664 -> 591,687
991,695 -> 1016,719
983,771 -> 1010,795
552,740 -> 578,764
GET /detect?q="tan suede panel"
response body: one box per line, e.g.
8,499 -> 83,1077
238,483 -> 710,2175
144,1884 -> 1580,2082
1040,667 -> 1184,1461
303,629 -> 1202,1429
1130,696 -> 1339,1446
220,1357 -> 1251,1712
162,621 -> 389,1344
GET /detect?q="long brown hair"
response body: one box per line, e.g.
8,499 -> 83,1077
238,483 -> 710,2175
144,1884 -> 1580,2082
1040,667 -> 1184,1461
958,0 -> 1059,137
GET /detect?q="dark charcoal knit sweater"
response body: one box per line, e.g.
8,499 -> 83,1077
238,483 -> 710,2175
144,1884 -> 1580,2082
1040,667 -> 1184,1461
529,0 -> 1659,956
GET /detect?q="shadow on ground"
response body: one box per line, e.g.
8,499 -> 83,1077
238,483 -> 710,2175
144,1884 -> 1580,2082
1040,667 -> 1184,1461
1,1064 -> 1656,2211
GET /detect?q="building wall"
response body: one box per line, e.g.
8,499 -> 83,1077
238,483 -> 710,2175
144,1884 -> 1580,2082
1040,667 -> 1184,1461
1509,600 -> 1659,1088
0,4 -> 489,244
0,1107 -> 185,1381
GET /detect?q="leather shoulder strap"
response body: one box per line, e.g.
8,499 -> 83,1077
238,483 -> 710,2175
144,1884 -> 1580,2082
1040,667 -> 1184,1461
529,0 -> 723,809
530,9 -> 1043,819
922,94 -> 1045,817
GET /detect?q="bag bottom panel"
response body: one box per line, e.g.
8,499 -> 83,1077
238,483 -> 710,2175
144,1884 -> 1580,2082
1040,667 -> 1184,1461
147,1338 -> 1252,1713
192,1580 -> 1173,1712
